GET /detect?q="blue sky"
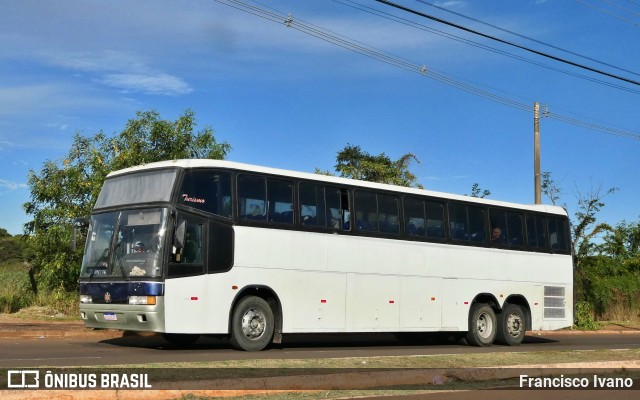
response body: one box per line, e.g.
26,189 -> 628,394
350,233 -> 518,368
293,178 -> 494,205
1,0 -> 638,235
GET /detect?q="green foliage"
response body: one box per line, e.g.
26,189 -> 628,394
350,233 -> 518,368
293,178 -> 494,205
576,254 -> 640,320
0,262 -> 35,313
573,301 -> 599,330
541,171 -> 562,206
468,183 -> 491,198
326,144 -> 423,188
572,185 -> 617,265
23,109 -> 231,292
0,229 -> 27,264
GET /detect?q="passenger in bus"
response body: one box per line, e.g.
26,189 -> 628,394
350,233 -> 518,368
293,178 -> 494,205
134,242 -> 145,252
491,227 -> 506,244
328,209 -> 340,229
342,209 -> 351,230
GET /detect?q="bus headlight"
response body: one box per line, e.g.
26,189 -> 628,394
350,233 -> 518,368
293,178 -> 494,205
128,296 -> 157,305
80,295 -> 92,304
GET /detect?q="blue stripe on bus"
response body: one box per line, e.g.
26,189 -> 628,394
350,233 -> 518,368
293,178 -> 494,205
80,282 -> 164,300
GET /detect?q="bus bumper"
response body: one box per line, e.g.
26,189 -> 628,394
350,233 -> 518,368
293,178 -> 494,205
79,298 -> 165,332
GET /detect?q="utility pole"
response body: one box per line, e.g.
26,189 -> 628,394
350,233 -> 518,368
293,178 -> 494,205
534,102 -> 541,205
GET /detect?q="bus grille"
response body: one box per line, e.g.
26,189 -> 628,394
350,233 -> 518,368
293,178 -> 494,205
544,286 -> 566,318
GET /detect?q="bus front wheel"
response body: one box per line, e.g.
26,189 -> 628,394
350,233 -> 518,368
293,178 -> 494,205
230,295 -> 274,351
495,304 -> 526,346
466,303 -> 497,347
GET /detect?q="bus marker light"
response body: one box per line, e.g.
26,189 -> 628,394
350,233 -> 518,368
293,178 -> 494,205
128,296 -> 156,305
232,285 -> 238,290
190,297 -> 198,301
464,301 -> 469,305
389,300 -> 395,304
431,297 -> 436,301
321,299 -> 327,303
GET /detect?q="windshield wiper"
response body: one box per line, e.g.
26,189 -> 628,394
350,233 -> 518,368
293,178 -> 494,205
89,248 -> 110,282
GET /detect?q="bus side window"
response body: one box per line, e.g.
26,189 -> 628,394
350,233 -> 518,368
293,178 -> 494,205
404,197 -> 426,237
489,208 -> 507,245
448,203 -> 468,240
169,218 -> 205,277
468,206 -> 486,242
548,217 -> 570,252
506,211 -> 524,247
184,223 -> 203,264
449,203 -> 486,243
378,194 -> 399,235
238,175 -> 266,221
425,200 -> 444,239
526,214 -> 547,250
326,187 -> 350,231
299,182 -> 326,228
267,179 -> 293,224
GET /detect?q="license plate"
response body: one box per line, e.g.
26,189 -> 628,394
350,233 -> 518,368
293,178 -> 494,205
103,313 -> 117,321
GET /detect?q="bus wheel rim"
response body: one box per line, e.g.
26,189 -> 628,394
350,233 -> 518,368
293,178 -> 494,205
241,308 -> 266,339
476,312 -> 493,339
507,312 -> 523,338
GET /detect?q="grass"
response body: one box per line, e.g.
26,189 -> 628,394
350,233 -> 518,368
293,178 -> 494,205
0,261 -> 34,313
0,261 -> 78,318
117,348 -> 640,370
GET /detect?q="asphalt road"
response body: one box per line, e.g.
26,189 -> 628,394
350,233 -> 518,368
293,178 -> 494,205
1,331 -> 639,368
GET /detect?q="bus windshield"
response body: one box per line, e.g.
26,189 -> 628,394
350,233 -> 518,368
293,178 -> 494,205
80,208 -> 169,279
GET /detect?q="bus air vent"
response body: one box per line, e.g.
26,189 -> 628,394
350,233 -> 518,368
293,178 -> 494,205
543,286 -> 566,318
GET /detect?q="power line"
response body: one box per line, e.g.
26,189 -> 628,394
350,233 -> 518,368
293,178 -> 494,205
332,0 -> 640,95
575,0 -> 640,26
597,0 -> 640,17
375,0 -> 640,86
413,0 -> 640,78
211,0 -> 640,140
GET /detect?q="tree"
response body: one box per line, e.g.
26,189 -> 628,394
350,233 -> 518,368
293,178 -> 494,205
597,219 -> 640,260
320,144 -> 423,188
23,109 -> 231,291
572,184 -> 617,266
541,171 -> 562,206
0,229 -> 25,264
467,183 -> 491,198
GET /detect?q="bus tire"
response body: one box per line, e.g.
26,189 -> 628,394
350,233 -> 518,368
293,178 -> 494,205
229,295 -> 274,351
465,303 -> 497,347
162,333 -> 200,346
495,304 -> 526,346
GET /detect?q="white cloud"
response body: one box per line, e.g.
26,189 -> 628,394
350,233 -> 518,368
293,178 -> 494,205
0,179 -> 27,191
99,72 -> 193,95
0,84 -> 116,116
40,50 -> 193,96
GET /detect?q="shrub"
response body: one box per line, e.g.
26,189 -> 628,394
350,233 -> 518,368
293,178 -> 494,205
574,301 -> 599,330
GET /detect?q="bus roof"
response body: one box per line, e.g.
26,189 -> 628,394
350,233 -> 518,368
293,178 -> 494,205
107,159 -> 567,216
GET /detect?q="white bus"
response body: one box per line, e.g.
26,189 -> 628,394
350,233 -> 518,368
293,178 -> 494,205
79,159 -> 573,351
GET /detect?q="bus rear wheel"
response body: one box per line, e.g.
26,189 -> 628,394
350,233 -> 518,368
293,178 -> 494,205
465,303 -> 497,347
230,295 -> 274,351
495,304 -> 526,346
